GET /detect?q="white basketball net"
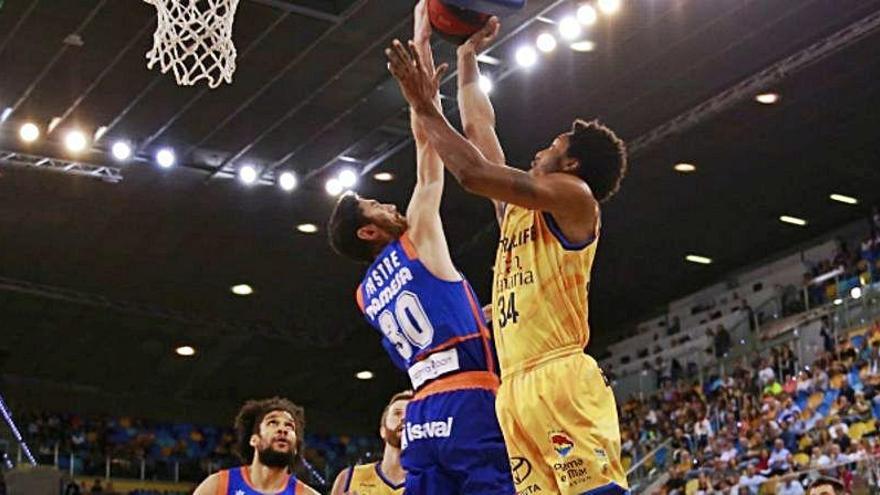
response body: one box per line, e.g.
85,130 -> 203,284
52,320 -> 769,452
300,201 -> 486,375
144,0 -> 241,88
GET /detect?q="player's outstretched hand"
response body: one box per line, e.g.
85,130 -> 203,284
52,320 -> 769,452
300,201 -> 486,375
386,39 -> 448,114
460,16 -> 500,55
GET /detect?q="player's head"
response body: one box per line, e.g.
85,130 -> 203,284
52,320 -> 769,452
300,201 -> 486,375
529,119 -> 627,203
808,477 -> 844,495
328,192 -> 407,263
234,397 -> 305,469
379,390 -> 412,449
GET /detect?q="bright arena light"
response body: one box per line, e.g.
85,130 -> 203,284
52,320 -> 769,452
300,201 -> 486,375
111,141 -> 133,161
238,164 -> 258,185
296,223 -> 318,234
577,4 -> 598,25
598,0 -> 621,15
479,75 -> 494,94
373,172 -> 394,182
851,287 -> 863,300
64,130 -> 88,153
515,46 -> 538,68
779,215 -> 807,227
536,32 -> 557,53
19,122 -> 40,143
231,284 -> 253,296
686,254 -> 713,265
338,169 -> 358,189
570,40 -> 596,52
326,178 -> 344,196
833,298 -> 843,306
558,16 -> 582,40
755,93 -> 780,105
829,193 -> 858,205
674,163 -> 696,173
356,370 -> 374,380
175,346 -> 196,357
0,107 -> 12,123
279,171 -> 297,191
156,148 -> 176,168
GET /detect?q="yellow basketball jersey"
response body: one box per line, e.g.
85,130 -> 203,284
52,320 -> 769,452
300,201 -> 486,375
492,204 -> 598,376
342,462 -> 404,495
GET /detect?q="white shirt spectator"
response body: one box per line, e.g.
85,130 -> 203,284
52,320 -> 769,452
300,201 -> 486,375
776,479 -> 805,495
721,447 -> 739,463
694,418 -> 713,438
739,474 -> 769,495
813,454 -> 831,467
759,366 -> 776,385
769,448 -> 792,470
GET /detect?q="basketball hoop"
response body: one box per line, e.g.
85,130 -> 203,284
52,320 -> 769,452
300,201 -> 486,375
144,0 -> 241,88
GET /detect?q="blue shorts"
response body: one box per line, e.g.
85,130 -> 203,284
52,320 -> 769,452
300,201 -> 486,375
401,373 -> 514,495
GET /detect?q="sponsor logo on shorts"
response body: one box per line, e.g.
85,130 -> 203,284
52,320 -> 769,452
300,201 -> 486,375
553,457 -> 591,486
404,417 -> 454,443
550,431 -> 574,458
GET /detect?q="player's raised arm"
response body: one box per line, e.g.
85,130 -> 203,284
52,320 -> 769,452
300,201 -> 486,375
401,1 -> 459,281
456,17 -> 507,225
387,40 -> 598,231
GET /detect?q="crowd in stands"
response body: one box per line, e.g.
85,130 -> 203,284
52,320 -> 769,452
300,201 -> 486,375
620,314 -> 880,495
14,411 -> 382,492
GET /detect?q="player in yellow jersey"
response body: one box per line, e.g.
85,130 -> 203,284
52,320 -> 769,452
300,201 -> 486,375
386,22 -> 629,495
330,391 -> 411,495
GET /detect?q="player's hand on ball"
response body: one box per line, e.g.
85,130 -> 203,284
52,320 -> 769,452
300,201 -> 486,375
460,16 -> 500,55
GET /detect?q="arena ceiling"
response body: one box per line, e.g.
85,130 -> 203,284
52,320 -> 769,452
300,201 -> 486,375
1,0 -> 880,432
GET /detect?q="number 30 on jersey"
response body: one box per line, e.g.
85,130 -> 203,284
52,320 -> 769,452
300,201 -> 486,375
377,290 -> 434,359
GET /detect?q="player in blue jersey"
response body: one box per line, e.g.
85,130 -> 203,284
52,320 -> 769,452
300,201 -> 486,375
326,3 -> 513,494
193,397 -> 319,495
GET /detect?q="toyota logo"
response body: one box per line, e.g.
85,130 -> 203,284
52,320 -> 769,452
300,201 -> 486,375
510,457 -> 532,485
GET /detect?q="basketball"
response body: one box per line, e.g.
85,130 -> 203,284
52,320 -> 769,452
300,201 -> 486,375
428,0 -> 492,45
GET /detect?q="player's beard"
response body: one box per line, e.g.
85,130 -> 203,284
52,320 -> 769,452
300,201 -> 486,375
257,443 -> 295,469
385,425 -> 403,449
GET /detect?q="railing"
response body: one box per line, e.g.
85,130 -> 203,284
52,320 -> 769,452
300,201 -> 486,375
626,438 -> 672,494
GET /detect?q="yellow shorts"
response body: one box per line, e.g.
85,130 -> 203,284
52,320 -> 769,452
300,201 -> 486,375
496,348 -> 628,495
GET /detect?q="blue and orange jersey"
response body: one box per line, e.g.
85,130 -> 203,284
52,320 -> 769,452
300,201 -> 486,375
356,232 -> 496,390
214,466 -> 312,494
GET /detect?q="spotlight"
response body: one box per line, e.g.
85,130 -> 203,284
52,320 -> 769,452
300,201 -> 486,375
64,130 -> 88,153
373,172 -> 394,182
0,107 -> 12,123
851,287 -> 863,300
558,16 -> 582,40
231,284 -> 253,296
338,169 -> 358,189
326,178 -> 343,196
829,193 -> 858,205
19,122 -> 40,143
570,40 -> 596,52
674,163 -> 696,173
833,298 -> 843,306
356,370 -> 374,380
598,0 -> 621,15
686,254 -> 712,265
515,46 -> 538,68
577,4 -> 598,25
156,148 -> 176,168
779,215 -> 807,227
111,141 -> 132,161
479,75 -> 494,94
175,346 -> 196,357
536,33 -> 557,53
94,126 -> 109,142
279,171 -> 297,191
755,93 -> 780,105
296,223 -> 318,234
238,164 -> 258,185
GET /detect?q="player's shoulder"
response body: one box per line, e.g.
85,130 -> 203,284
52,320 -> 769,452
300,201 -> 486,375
296,480 -> 323,495
193,470 -> 227,495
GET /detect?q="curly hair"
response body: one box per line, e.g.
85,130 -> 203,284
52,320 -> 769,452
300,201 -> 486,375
234,397 -> 305,465
566,119 -> 628,203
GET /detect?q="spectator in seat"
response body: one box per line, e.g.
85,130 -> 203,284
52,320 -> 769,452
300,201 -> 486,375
769,438 -> 792,475
738,464 -> 769,495
776,471 -> 805,495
